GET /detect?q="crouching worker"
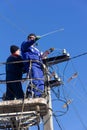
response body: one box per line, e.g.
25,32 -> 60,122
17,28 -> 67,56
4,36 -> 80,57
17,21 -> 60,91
5,45 -> 24,100
21,33 -> 44,98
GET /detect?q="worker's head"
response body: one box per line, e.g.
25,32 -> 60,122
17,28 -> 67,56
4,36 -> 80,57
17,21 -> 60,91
27,33 -> 36,40
10,45 -> 20,55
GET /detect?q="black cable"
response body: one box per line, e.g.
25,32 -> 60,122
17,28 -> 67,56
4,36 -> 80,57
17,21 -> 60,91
51,88 -> 69,116
37,124 -> 40,130
53,113 -> 63,130
70,52 -> 87,60
48,108 -> 63,130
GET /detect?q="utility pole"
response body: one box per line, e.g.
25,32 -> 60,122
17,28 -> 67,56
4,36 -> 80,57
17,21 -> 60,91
43,51 -> 70,130
43,87 -> 54,130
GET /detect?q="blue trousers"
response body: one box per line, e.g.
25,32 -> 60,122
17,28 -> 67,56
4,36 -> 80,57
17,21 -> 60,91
27,64 -> 44,97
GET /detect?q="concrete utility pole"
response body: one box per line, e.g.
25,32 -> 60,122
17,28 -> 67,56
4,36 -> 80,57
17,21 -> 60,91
43,87 -> 54,130
43,52 -> 70,130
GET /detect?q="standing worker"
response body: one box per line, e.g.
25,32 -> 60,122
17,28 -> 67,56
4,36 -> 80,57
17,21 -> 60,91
21,33 -> 44,98
5,45 -> 24,100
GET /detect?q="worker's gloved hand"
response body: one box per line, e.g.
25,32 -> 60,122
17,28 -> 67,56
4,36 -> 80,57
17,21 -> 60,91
35,36 -> 41,41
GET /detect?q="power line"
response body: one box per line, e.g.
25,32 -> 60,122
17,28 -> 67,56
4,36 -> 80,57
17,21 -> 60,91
71,52 -> 87,60
0,13 -> 27,35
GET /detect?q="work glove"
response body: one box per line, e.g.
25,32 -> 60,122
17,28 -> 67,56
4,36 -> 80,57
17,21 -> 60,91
35,36 -> 41,41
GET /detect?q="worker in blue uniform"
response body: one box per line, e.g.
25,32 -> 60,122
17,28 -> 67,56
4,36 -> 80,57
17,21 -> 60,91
5,45 -> 24,100
21,33 -> 44,97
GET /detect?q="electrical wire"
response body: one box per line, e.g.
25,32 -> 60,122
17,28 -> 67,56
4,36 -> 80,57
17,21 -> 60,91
71,52 -> 87,60
51,88 -> 69,116
48,108 -> 63,130
53,113 -> 63,130
71,103 -> 87,130
0,13 -> 27,35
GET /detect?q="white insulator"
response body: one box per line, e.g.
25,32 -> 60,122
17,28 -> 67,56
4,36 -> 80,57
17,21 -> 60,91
62,49 -> 67,54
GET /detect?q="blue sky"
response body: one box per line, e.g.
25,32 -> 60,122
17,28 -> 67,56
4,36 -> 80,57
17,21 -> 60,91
0,0 -> 87,130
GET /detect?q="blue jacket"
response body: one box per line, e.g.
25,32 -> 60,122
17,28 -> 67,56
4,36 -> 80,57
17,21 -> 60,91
21,40 -> 43,72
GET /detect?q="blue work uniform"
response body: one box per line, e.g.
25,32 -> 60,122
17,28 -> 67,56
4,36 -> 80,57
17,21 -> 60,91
21,40 -> 44,97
